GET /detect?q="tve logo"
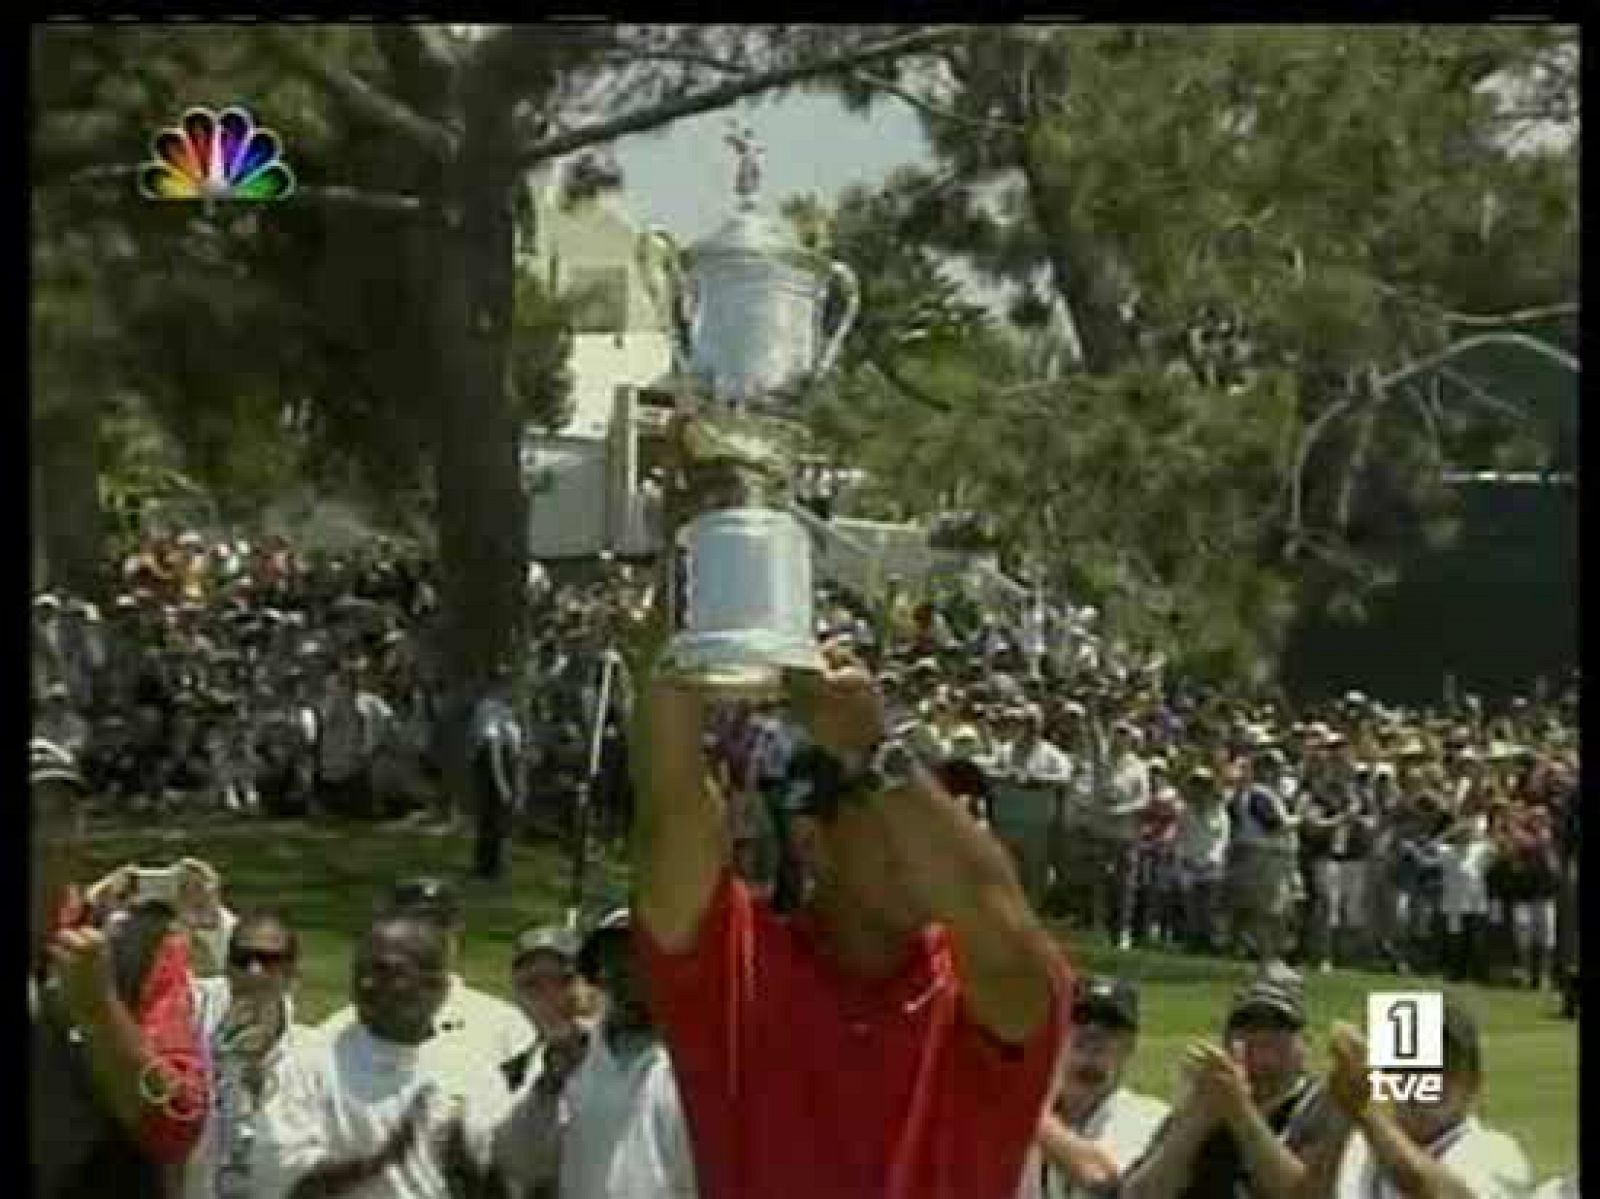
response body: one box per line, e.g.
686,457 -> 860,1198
1366,992 -> 1445,1103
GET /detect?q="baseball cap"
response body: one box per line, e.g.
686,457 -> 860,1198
1073,976 -> 1140,1031
1226,963 -> 1306,1032
30,738 -> 85,792
512,924 -> 579,969
577,907 -> 631,983
386,877 -> 463,927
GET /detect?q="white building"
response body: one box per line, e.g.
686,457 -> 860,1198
516,176 -> 677,559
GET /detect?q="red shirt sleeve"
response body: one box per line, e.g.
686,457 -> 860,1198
635,869 -> 753,1196
133,934 -> 209,1163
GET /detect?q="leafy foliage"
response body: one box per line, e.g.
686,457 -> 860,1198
803,24 -> 1577,680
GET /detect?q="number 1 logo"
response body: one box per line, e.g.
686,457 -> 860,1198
1367,992 -> 1444,1070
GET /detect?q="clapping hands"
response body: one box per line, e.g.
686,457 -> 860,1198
1326,1022 -> 1371,1119
1181,1041 -> 1253,1125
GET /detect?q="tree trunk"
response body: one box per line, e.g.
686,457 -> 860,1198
34,401 -> 106,600
1014,134 -> 1133,378
432,101 -> 528,818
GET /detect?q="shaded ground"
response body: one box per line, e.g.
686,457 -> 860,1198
77,819 -> 1578,1180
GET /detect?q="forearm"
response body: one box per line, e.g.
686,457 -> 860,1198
490,749 -> 514,803
633,685 -> 729,950
1293,1112 -> 1356,1199
77,993 -> 158,1137
286,1152 -> 400,1199
875,767 -> 1062,1042
1228,1104 -> 1308,1199
1123,1110 -> 1216,1199
1357,1108 -> 1476,1199
875,768 -> 1026,930
1038,1113 -> 1121,1189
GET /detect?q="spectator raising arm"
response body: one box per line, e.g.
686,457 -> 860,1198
49,925 -> 208,1165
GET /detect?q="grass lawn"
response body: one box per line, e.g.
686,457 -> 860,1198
78,819 -> 1578,1181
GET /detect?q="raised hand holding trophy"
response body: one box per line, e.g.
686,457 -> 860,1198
645,124 -> 860,695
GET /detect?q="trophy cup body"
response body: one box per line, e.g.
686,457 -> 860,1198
651,133 -> 859,694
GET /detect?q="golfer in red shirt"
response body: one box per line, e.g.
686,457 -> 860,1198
634,648 -> 1071,1199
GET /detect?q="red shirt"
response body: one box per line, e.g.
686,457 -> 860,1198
47,890 -> 208,1164
132,933 -> 208,1162
638,870 -> 1070,1199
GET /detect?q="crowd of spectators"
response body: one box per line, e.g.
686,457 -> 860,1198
708,582 -> 1581,1008
33,532 -> 1579,1008
30,530 -> 635,839
30,538 -> 1579,1199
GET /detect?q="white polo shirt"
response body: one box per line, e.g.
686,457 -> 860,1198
184,978 -> 322,1199
1017,1086 -> 1169,1199
254,1020 -> 515,1199
1334,1115 -> 1533,1199
558,1033 -> 698,1199
495,1031 -> 697,1199
321,975 -> 534,1071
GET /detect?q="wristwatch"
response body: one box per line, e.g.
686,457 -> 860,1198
838,736 -> 921,799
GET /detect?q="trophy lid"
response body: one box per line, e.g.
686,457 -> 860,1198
689,123 -> 823,271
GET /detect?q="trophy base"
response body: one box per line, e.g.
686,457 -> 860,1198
661,629 -> 825,697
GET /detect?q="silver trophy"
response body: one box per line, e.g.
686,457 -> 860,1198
646,125 -> 859,693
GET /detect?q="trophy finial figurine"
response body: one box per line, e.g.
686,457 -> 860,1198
726,121 -> 763,208
655,135 -> 861,693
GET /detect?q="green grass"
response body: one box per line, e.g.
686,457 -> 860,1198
77,820 -> 1578,1181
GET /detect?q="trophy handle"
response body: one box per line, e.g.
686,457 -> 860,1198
815,261 -> 860,379
643,229 -> 697,374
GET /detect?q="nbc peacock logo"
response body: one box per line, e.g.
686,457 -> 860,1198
137,105 -> 296,204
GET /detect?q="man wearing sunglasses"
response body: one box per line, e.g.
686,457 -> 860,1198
183,910 -> 316,1199
1124,965 -> 1341,1199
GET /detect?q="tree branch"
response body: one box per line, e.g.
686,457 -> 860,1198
258,26 -> 457,160
853,69 -> 1022,132
867,359 -> 954,412
34,163 -> 145,191
295,185 -> 439,217
1434,364 -> 1539,429
513,25 -> 965,171
1377,332 -> 1579,390
35,163 -> 435,219
1374,281 -> 1578,329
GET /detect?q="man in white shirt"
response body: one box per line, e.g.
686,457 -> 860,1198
320,878 -> 534,1079
184,909 -> 319,1199
316,665 -> 394,819
1021,976 -> 1168,1199
993,707 -> 1073,907
504,924 -> 587,1093
256,911 -> 518,1198
1105,723 -> 1152,950
498,909 -> 697,1199
1310,1001 -> 1533,1199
